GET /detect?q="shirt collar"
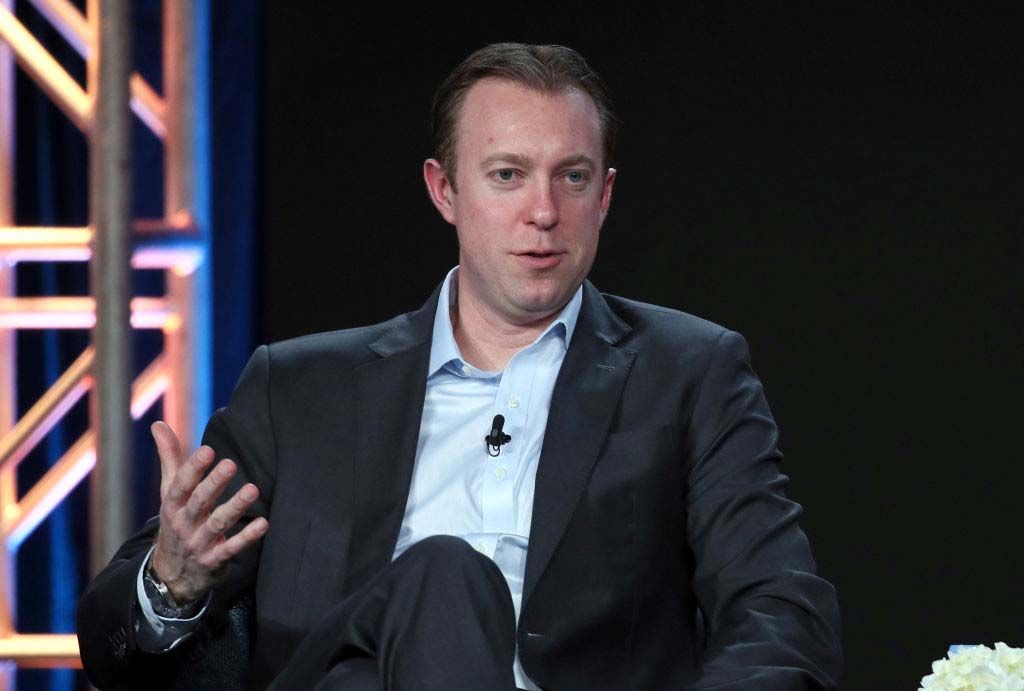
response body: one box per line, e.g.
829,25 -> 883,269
428,266 -> 583,377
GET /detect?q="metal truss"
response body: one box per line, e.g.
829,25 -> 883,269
0,0 -> 210,680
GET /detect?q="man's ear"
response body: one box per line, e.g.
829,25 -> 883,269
423,159 -> 457,225
599,167 -> 617,221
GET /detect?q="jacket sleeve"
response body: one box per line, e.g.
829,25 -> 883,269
684,330 -> 843,690
76,345 -> 277,690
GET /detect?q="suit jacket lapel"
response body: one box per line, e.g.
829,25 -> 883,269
523,282 -> 636,605
344,285 -> 439,592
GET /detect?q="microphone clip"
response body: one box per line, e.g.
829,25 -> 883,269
485,414 -> 512,457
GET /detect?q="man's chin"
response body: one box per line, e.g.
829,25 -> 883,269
509,291 -> 574,324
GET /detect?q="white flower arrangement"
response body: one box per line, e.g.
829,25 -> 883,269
919,643 -> 1024,691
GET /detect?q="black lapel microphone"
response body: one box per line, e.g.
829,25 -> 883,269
485,414 -> 512,457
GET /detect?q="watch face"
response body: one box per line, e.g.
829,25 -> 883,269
144,571 -> 178,614
145,574 -> 203,619
145,569 -> 164,593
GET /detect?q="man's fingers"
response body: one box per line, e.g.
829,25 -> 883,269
151,421 -> 184,492
193,483 -> 260,549
164,445 -> 216,510
183,459 -> 237,522
209,517 -> 269,565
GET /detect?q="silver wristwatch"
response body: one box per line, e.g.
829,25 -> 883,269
143,558 -> 201,619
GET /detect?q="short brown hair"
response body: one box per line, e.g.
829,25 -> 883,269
431,43 -> 618,192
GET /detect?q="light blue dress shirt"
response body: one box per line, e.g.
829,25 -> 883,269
137,266 -> 581,690
394,266 -> 581,689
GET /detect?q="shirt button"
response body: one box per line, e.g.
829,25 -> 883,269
508,396 -> 520,408
495,466 -> 508,480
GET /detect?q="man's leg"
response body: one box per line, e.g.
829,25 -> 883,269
313,658 -> 381,691
270,535 -> 518,691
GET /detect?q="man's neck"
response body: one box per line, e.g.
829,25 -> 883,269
451,289 -> 560,372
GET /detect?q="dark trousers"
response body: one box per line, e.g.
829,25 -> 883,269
268,535 -> 520,691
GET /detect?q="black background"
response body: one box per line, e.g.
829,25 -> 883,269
267,5 -> 1020,688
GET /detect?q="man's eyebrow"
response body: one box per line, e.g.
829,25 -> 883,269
556,154 -> 597,170
478,153 -> 598,170
479,153 -> 531,169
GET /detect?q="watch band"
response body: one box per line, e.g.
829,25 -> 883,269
144,558 -> 201,619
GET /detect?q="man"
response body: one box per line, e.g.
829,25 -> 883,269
78,43 -> 842,690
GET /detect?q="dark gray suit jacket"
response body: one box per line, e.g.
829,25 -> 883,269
78,280 -> 842,689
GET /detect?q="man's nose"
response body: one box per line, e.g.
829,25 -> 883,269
527,182 -> 559,230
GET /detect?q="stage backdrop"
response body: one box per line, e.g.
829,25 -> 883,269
266,6 -> 1019,689
13,2 -> 261,689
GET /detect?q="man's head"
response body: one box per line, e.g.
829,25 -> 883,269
423,43 -> 619,329
430,43 -> 618,193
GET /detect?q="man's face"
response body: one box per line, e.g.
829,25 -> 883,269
425,78 -> 616,327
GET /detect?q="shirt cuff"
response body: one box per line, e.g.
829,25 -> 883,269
134,545 -> 210,652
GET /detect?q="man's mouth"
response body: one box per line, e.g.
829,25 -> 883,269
514,251 -> 564,268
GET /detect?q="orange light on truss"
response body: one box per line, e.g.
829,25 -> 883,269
130,355 -> 168,419
25,0 -> 92,56
6,433 -> 94,548
4,356 -> 168,547
0,226 -> 203,271
0,634 -> 81,668
0,297 -> 172,329
0,227 -> 91,262
129,72 -> 166,139
0,347 -> 91,474
0,4 -> 91,132
20,0 -> 166,138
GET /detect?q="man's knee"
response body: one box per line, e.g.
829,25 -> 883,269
399,535 -> 490,570
396,536 -> 509,598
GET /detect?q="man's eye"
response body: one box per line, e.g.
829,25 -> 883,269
565,170 -> 587,184
494,169 -> 517,182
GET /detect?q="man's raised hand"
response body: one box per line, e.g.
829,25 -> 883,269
149,421 -> 269,604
